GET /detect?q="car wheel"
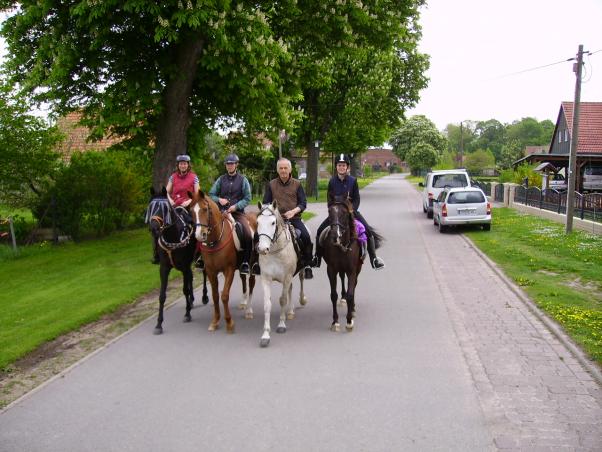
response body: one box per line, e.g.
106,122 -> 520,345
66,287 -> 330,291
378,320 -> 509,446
422,204 -> 427,213
433,215 -> 438,226
483,224 -> 491,231
438,221 -> 447,233
427,209 -> 433,219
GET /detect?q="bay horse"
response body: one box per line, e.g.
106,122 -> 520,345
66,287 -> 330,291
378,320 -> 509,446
322,199 -> 364,332
255,201 -> 308,347
190,190 -> 256,333
146,188 -> 206,335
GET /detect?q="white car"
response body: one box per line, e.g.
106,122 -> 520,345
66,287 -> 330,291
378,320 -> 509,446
419,169 -> 471,218
298,172 -> 307,180
433,187 -> 491,233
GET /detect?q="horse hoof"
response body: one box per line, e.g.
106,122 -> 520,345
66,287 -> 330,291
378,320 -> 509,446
346,321 -> 354,331
183,316 -> 191,323
276,326 -> 286,334
227,324 -> 235,334
330,323 -> 340,332
260,338 -> 270,348
208,323 -> 218,332
202,296 -> 209,305
338,299 -> 346,306
153,327 -> 163,335
300,297 -> 308,306
286,312 -> 295,320
245,312 -> 254,320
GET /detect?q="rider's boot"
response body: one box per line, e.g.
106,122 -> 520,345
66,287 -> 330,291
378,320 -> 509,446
240,236 -> 251,275
303,242 -> 313,279
311,244 -> 322,268
367,236 -> 385,270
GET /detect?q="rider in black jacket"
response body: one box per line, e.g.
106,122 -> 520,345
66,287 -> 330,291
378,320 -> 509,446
313,154 -> 385,270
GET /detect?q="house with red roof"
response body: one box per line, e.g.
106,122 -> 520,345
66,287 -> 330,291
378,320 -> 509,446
515,101 -> 602,191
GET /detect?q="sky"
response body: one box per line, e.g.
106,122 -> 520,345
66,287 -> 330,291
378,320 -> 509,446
406,0 -> 602,131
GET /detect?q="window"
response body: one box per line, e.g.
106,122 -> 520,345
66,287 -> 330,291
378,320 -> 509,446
447,191 -> 485,204
565,130 -> 570,142
432,174 -> 468,188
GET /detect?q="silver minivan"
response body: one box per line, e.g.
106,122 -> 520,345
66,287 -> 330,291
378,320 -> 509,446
419,169 -> 471,218
582,165 -> 602,192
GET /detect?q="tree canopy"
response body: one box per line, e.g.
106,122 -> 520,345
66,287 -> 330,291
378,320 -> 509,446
390,115 -> 447,163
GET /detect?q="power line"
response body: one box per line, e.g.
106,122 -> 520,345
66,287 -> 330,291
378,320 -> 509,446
485,57 -> 575,81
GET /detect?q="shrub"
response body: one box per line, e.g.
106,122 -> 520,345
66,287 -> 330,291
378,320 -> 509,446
37,151 -> 146,239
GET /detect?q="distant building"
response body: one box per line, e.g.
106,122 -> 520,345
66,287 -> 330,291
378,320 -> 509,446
524,145 -> 548,156
56,112 -> 123,161
361,148 -> 404,171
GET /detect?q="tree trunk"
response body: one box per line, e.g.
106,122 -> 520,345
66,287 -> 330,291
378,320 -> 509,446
152,35 -> 205,192
306,133 -> 319,198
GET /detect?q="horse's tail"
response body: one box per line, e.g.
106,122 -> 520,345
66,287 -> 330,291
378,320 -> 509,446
368,226 -> 384,250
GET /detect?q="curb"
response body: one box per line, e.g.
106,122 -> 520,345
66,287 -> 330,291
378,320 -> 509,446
461,234 -> 602,386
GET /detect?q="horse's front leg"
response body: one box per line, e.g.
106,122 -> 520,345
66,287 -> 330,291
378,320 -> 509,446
327,266 -> 339,332
245,274 -> 256,319
201,270 -> 209,305
260,277 -> 272,347
182,267 -> 193,323
277,276 -> 293,332
221,268 -> 236,333
154,265 -> 171,335
345,271 -> 357,331
207,270 -> 221,332
298,272 -> 308,306
238,274 -> 248,311
338,272 -> 347,306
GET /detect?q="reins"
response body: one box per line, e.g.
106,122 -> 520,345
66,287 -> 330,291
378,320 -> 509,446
257,205 -> 290,254
156,206 -> 195,268
195,200 -> 233,253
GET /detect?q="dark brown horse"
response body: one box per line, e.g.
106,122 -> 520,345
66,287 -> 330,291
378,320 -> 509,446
190,191 -> 256,333
146,188 -> 204,335
322,200 -> 363,332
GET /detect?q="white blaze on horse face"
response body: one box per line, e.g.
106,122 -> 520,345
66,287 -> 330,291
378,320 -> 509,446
257,210 -> 276,255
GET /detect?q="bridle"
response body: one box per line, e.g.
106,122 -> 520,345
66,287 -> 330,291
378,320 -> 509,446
257,205 -> 289,253
155,205 -> 194,267
329,203 -> 353,252
193,199 -> 228,248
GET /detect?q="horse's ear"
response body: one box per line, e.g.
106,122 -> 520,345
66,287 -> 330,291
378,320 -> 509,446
150,187 -> 156,196
257,201 -> 262,210
272,200 -> 278,210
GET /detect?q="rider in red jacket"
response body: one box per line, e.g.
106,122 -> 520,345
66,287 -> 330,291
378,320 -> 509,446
166,154 -> 200,207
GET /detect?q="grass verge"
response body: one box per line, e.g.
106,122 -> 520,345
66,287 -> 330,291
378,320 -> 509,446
465,207 -> 602,366
0,228 -> 172,370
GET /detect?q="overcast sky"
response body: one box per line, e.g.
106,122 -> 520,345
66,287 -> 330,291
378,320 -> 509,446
406,0 -> 602,131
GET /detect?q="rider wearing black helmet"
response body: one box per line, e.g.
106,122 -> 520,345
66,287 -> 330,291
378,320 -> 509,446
312,153 -> 385,270
208,153 -> 254,275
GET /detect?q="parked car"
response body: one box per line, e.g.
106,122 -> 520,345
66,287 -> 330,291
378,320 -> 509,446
549,173 -> 568,191
582,165 -> 602,192
433,187 -> 491,233
419,169 -> 471,218
298,172 -> 307,180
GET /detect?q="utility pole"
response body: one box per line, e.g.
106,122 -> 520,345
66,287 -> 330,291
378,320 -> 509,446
565,44 -> 584,234
459,121 -> 464,167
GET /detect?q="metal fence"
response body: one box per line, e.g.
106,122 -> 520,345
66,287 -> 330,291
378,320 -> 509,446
471,179 -> 491,196
513,186 -> 602,223
494,184 -> 504,203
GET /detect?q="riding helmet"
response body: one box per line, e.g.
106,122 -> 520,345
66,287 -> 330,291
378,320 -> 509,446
176,154 -> 191,162
224,153 -> 240,164
335,153 -> 351,166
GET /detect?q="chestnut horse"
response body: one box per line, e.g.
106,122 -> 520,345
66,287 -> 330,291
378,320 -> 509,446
322,200 -> 363,332
190,191 -> 256,333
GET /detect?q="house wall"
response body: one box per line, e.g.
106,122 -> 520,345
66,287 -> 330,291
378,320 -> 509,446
550,111 -> 571,155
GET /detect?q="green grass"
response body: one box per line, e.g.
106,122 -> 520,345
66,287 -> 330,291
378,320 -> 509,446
465,208 -> 602,365
0,228 -> 168,370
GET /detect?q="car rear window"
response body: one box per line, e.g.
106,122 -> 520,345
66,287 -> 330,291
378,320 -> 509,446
447,191 -> 485,204
432,174 -> 468,188
585,166 -> 602,176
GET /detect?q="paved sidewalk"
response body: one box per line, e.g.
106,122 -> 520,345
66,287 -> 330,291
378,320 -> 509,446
409,182 -> 602,450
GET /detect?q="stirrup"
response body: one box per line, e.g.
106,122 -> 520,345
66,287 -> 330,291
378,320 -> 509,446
240,262 -> 250,275
372,257 -> 385,270
251,263 -> 261,275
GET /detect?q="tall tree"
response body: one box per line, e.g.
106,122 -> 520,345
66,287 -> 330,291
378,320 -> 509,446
474,119 -> 505,161
390,115 -> 447,163
0,1 -> 299,190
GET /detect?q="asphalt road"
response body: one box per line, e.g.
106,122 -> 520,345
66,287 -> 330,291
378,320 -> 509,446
1,175 -> 600,451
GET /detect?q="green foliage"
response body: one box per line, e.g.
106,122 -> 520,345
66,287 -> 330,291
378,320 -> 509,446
0,84 -> 63,209
498,139 -> 524,169
38,151 -> 146,239
434,150 -> 457,170
464,149 -> 496,174
511,163 -> 542,187
405,142 -> 438,173
466,208 -> 602,365
390,115 -> 448,161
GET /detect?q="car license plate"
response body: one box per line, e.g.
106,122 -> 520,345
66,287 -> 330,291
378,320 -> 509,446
458,209 -> 475,215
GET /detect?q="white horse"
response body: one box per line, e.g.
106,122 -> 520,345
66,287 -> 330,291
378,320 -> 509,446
254,201 -> 308,347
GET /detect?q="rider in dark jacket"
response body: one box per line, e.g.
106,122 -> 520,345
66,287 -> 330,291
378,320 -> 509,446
313,154 -> 385,270
208,153 -> 253,275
